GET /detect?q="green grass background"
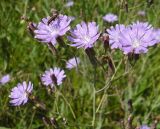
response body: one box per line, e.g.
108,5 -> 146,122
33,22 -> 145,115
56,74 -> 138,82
1,0 -> 160,128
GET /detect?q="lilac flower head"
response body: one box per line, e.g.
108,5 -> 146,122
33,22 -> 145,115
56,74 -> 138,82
66,57 -> 80,69
34,15 -> 71,46
41,67 -> 66,88
120,21 -> 156,54
140,125 -> 150,129
103,13 -> 118,23
107,24 -> 126,49
0,74 -> 10,85
68,22 -> 100,49
153,29 -> 160,43
64,0 -> 74,7
9,81 -> 33,106
137,10 -> 146,16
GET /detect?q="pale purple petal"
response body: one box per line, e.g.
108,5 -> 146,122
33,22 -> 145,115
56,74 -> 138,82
140,125 -> 150,129
107,24 -> 126,49
66,57 -> 80,69
68,21 -> 100,49
9,81 -> 33,106
152,29 -> 160,44
120,21 -> 156,54
34,15 -> 71,46
41,67 -> 66,87
64,1 -> 74,7
0,74 -> 10,85
103,13 -> 118,23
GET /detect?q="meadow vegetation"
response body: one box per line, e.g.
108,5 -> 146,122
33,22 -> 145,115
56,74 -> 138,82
1,0 -> 160,128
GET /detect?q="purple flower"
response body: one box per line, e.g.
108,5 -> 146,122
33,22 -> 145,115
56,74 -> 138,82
120,21 -> 156,54
66,57 -> 80,69
41,67 -> 66,88
107,24 -> 126,49
140,125 -> 150,129
9,81 -> 33,106
137,10 -> 146,16
0,74 -> 10,85
103,13 -> 118,23
153,29 -> 160,43
68,16 -> 75,21
68,22 -> 100,49
34,15 -> 71,46
64,0 -> 74,7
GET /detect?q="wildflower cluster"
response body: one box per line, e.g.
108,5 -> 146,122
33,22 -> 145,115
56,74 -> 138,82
107,21 -> 158,54
6,7 -> 160,128
8,10 -> 160,106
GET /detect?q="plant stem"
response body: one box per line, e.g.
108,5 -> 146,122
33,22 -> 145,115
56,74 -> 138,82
92,66 -> 97,127
57,91 -> 76,119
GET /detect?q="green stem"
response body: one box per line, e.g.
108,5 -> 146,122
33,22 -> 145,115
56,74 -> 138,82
57,91 -> 76,119
92,66 -> 97,127
96,59 -> 122,93
96,59 -> 122,114
24,0 -> 28,16
28,110 -> 36,129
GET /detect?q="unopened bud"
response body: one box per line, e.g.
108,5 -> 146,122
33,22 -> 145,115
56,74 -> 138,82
85,48 -> 97,66
100,33 -> 110,52
48,42 -> 58,56
27,22 -> 37,37
101,55 -> 115,74
21,15 -> 29,22
42,117 -> 50,127
36,102 -> 46,111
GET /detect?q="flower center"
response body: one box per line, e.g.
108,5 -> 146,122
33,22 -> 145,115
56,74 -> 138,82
47,24 -> 59,36
50,74 -> 57,85
83,36 -> 91,44
132,39 -> 140,48
24,92 -> 27,97
21,92 -> 27,101
51,28 -> 59,36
